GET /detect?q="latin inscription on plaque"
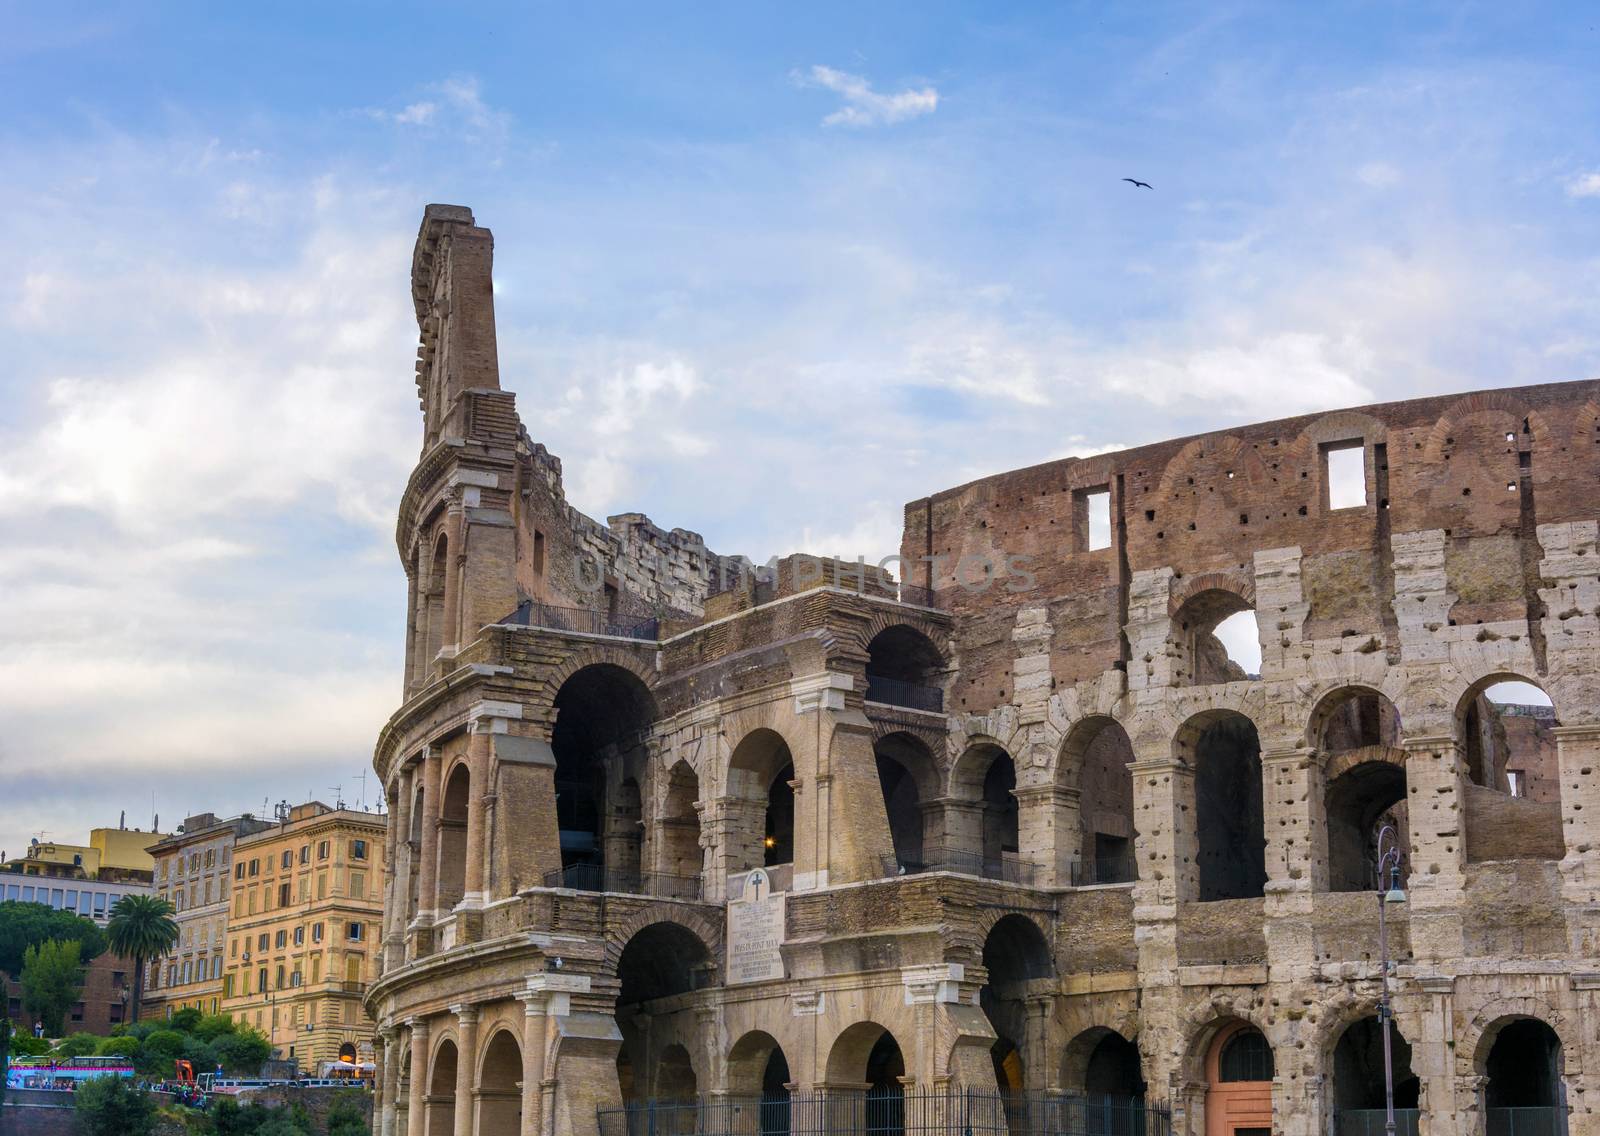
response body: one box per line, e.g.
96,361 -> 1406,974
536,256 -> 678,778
727,868 -> 786,984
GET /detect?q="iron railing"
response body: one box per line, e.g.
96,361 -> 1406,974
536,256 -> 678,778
1487,1108 -> 1568,1136
598,1089 -> 1170,1136
541,863 -> 703,901
505,600 -> 660,641
1069,856 -> 1137,887
883,846 -> 1040,887
864,675 -> 944,713
1336,1109 -> 1422,1135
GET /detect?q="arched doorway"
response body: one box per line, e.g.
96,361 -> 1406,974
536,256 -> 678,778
551,664 -> 656,890
1063,1028 -> 1147,1135
1313,687 -> 1408,893
476,1029 -> 523,1134
1061,717 -> 1138,885
980,915 -> 1053,1093
614,921 -> 713,1103
1203,1022 -> 1273,1136
729,1030 -> 792,1136
1483,1018 -> 1564,1132
864,626 -> 945,711
950,743 -> 1020,880
875,732 -> 940,873
1182,713 -> 1266,901
427,1038 -> 458,1136
1171,589 -> 1259,686
658,760 -> 703,893
826,1023 -> 906,1136
437,763 -> 470,910
1331,1016 -> 1418,1131
727,729 -> 797,875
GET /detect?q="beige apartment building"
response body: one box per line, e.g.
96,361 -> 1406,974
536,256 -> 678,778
143,812 -> 272,1020
221,802 -> 386,1073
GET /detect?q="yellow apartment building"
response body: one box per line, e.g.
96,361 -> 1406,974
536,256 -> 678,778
143,812 -> 272,1020
220,802 -> 386,1073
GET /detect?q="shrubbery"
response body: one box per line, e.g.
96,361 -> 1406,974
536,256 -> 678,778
74,1074 -> 156,1136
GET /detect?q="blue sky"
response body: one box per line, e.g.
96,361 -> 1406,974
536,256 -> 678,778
1,2 -> 1597,855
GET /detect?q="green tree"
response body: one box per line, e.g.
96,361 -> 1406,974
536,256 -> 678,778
132,1028 -> 186,1077
169,1005 -> 203,1033
93,1035 -> 140,1058
73,1074 -> 155,1136
19,938 -> 83,1036
325,1090 -> 370,1136
54,1031 -> 100,1057
0,900 -> 106,976
212,1024 -> 272,1074
104,894 -> 177,1023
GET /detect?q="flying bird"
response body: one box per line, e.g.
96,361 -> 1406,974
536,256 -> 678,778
1122,178 -> 1152,189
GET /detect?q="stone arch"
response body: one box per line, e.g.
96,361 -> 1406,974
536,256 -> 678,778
825,1021 -> 904,1085
1060,715 -> 1138,885
1467,1010 -> 1570,1118
436,760 -> 471,910
948,739 -> 1019,875
725,726 -> 800,871
1306,684 -> 1403,752
656,758 -> 703,883
534,645 -> 660,723
1062,1026 -> 1147,1102
426,1034 -> 460,1136
475,1027 -> 523,1133
1175,709 -> 1266,902
864,623 -> 947,711
1461,1000 -> 1579,1078
602,908 -> 724,988
1170,585 -> 1259,686
858,610 -> 949,659
1452,671 -> 1559,792
875,730 -> 943,872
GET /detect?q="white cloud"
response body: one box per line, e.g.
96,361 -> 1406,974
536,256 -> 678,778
1356,161 -> 1401,188
365,75 -> 510,147
794,65 -> 939,128
1566,171 -> 1600,198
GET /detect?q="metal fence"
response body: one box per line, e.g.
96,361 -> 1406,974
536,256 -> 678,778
599,1089 -> 1170,1136
541,863 -> 703,900
1336,1109 -> 1422,1135
885,846 -> 1041,886
1487,1108 -> 1568,1136
864,675 -> 945,713
1069,857 -> 1137,887
505,600 -> 660,641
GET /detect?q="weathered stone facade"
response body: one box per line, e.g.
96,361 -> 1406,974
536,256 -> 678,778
367,204 -> 1600,1136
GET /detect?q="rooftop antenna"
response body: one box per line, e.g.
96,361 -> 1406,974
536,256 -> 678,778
329,785 -> 346,811
274,799 -> 291,825
354,770 -> 370,811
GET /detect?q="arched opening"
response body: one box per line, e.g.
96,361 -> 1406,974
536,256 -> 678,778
658,760 -> 703,891
423,534 -> 449,669
865,626 -> 945,712
1202,1022 -> 1273,1136
729,1031 -> 792,1136
1457,677 -> 1565,863
875,732 -> 940,873
436,763 -> 471,910
1172,589 -> 1259,686
551,664 -> 656,890
1062,717 -> 1138,885
949,743 -> 1020,880
427,1038 -> 458,1136
727,729 -> 796,873
476,1029 -> 523,1134
980,915 -> 1053,1093
1331,1016 -> 1418,1129
615,921 -> 713,1103
826,1023 -> 906,1135
338,1041 -> 358,1063
408,783 -> 424,922
1326,761 -> 1409,893
1314,687 -> 1401,753
657,1044 -> 698,1102
1063,1028 -> 1147,1134
1182,713 -> 1266,902
1483,1018 -> 1564,1129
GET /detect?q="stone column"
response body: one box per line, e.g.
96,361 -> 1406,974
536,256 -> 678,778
710,794 -> 768,900
407,1018 -> 430,1136
460,726 -> 493,909
414,748 -> 443,926
388,767 -> 415,970
439,501 -> 464,657
453,1004 -> 479,1136
1262,745 -> 1327,898
1013,784 -> 1081,887
379,1025 -> 401,1136
517,992 -> 550,1136
1401,735 -> 1467,962
1557,725 -> 1600,951
1130,756 -> 1196,908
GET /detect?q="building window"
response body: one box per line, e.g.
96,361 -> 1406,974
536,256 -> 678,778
317,841 -> 330,861
317,874 -> 327,900
281,850 -> 292,870
71,1003 -> 84,1023
257,967 -> 268,993
1508,770 -> 1526,798
1323,439 -> 1367,509
274,930 -> 287,949
293,927 -> 304,946
311,923 -> 324,944
258,933 -> 269,952
248,859 -> 259,877
235,864 -> 244,881
351,839 -> 368,861
349,872 -> 364,899
300,845 -> 310,865
346,922 -> 363,942
278,882 -> 291,907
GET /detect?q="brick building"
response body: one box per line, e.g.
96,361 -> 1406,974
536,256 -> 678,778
365,205 -> 1600,1136
221,802 -> 386,1073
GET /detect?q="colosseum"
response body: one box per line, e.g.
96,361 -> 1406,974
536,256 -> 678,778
367,204 -> 1600,1136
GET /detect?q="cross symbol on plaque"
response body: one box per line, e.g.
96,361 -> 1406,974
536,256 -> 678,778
748,872 -> 764,901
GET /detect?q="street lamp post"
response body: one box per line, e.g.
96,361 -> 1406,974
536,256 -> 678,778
1375,825 -> 1408,1136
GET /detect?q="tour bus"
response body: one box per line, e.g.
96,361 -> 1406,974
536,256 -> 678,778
6,1056 -> 134,1090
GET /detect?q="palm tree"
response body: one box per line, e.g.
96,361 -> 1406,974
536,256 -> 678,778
105,894 -> 178,1024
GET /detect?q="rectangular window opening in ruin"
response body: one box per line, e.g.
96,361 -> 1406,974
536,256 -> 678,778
1075,487 -> 1112,551
1322,440 -> 1367,510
